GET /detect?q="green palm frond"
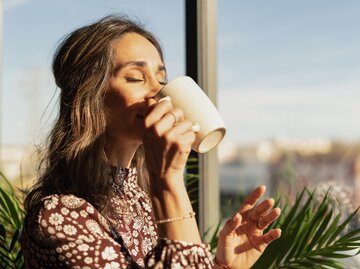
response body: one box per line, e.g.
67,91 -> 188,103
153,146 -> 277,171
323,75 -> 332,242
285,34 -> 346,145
252,187 -> 360,269
185,155 -> 199,212
0,172 -> 25,269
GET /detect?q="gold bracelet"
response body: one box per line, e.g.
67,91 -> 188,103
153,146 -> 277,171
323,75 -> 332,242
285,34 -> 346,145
156,212 -> 196,224
214,256 -> 232,269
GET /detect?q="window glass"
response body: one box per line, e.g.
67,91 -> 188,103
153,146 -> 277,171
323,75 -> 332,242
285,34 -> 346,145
1,0 -> 185,183
218,1 -> 360,218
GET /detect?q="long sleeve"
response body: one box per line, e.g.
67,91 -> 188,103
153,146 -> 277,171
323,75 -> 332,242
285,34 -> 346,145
145,238 -> 213,268
22,194 -> 136,268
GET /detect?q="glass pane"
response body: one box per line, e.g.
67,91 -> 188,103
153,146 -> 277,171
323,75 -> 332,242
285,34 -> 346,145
218,1 -> 360,220
1,1 -> 185,184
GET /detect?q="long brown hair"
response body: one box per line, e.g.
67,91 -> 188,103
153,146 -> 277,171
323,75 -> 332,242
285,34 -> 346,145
24,15 -> 164,217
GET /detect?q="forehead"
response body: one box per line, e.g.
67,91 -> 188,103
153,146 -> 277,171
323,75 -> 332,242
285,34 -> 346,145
112,32 -> 163,64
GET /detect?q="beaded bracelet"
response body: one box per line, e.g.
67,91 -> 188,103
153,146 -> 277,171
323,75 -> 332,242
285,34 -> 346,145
156,212 -> 196,224
214,256 -> 232,269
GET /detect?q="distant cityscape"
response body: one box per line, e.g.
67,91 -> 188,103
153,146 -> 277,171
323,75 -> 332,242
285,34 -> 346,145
2,138 -> 360,198
218,138 -> 360,217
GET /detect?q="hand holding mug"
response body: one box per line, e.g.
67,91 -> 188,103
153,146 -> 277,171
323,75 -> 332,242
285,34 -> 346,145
155,76 -> 226,153
142,96 -> 198,191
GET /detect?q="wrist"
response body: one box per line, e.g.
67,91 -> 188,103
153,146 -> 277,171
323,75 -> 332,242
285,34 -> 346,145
149,180 -> 193,224
214,256 -> 232,269
150,183 -> 188,207
149,173 -> 186,195
149,177 -> 201,243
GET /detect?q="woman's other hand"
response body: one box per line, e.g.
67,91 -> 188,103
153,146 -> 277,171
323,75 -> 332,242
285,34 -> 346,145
215,185 -> 281,269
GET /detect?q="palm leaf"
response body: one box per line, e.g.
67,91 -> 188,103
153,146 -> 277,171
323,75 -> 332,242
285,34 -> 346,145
0,172 -> 25,268
252,187 -> 360,269
185,154 -> 200,213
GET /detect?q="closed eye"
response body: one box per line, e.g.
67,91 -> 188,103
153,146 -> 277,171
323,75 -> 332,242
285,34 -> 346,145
125,77 -> 144,83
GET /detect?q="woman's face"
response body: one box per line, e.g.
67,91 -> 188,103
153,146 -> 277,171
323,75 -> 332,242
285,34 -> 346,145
105,32 -> 166,145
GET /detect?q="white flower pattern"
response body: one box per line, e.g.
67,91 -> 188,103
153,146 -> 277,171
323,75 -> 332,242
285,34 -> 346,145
20,167 -> 213,268
61,195 -> 85,209
44,196 -> 58,210
70,211 -> 79,219
101,246 -> 118,260
48,213 -> 64,226
77,243 -> 89,252
63,225 -> 77,236
104,261 -> 120,269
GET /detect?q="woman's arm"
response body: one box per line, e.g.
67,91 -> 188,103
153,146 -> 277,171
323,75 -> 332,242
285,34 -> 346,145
142,97 -> 281,269
150,175 -> 201,243
27,194 -> 136,268
142,97 -> 203,243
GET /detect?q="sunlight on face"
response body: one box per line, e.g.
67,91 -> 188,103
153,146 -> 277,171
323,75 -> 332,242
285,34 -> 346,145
105,33 -> 166,144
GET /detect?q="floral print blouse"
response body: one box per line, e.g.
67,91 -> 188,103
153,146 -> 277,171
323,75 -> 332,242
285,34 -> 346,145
21,167 -> 214,268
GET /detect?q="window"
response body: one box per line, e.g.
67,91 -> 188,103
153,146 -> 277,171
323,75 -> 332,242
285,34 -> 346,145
1,0 -> 185,183
218,1 -> 360,218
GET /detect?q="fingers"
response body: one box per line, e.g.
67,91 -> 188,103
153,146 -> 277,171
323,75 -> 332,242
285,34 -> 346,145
145,96 -> 190,131
257,207 -> 281,230
220,213 -> 242,238
239,185 -> 266,216
144,97 -> 174,128
151,107 -> 185,136
164,120 -> 196,152
248,198 -> 274,222
257,228 -> 282,252
167,119 -> 194,134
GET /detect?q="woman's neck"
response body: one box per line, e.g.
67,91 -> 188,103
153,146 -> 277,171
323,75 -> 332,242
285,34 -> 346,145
105,137 -> 140,168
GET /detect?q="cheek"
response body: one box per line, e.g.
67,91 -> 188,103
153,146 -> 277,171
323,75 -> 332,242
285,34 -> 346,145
104,91 -> 145,137
104,91 -> 130,126
105,89 -> 126,108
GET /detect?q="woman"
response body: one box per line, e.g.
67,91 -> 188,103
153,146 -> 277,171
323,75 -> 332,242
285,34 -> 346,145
21,15 -> 281,269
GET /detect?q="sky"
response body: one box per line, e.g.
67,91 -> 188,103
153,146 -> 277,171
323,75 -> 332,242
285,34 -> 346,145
217,1 -> 360,145
2,0 -> 360,147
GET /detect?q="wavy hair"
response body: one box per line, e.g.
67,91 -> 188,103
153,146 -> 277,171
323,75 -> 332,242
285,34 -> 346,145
24,15 -> 164,217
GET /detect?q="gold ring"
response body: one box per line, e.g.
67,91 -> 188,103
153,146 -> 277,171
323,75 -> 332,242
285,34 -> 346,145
168,112 -> 178,124
257,221 -> 266,230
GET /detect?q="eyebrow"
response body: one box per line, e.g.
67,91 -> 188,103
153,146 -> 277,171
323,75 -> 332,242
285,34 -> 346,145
112,61 -> 166,75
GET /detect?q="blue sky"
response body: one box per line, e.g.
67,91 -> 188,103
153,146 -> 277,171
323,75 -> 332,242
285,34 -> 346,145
217,1 -> 360,144
2,0 -> 360,146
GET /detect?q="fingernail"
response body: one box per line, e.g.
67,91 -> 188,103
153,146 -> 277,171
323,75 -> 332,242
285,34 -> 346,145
192,124 -> 200,133
158,96 -> 171,103
232,213 -> 238,222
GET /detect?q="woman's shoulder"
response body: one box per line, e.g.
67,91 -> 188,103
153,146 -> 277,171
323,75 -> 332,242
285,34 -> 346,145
21,195 -> 116,267
41,193 -> 90,212
24,193 -> 109,233
31,193 -> 94,218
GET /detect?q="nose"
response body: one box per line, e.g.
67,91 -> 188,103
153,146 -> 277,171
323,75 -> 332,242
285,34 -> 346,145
146,78 -> 164,100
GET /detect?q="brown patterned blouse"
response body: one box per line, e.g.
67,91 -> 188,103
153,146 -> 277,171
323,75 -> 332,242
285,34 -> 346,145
20,167 -> 214,268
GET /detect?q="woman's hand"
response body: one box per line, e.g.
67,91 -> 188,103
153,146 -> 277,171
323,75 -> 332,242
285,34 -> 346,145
142,97 -> 196,191
215,186 -> 281,269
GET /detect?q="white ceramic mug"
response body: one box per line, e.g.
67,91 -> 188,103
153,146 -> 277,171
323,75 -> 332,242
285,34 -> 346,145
155,76 -> 226,153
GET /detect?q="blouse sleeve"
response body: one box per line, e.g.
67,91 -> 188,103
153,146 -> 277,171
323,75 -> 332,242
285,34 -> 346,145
37,194 -> 135,268
36,194 -> 214,268
145,238 -> 214,268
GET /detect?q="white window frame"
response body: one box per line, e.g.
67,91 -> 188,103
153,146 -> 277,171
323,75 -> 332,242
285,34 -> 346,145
196,0 -> 220,240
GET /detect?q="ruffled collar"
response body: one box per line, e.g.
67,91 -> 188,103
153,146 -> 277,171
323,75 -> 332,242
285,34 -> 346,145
109,166 -> 138,193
